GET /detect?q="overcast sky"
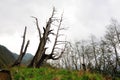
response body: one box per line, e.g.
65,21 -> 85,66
0,0 -> 120,55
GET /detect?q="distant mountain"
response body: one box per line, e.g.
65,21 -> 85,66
13,53 -> 33,65
0,44 -> 33,67
0,45 -> 15,68
22,53 -> 33,65
23,53 -> 33,61
12,53 -> 18,60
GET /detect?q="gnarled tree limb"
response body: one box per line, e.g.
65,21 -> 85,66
31,16 -> 42,40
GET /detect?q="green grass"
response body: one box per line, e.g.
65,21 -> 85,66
10,67 -> 111,80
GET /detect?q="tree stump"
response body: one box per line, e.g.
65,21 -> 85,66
0,70 -> 12,80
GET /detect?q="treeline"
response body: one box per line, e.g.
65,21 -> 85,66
51,19 -> 120,77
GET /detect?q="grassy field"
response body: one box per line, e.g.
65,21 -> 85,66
10,67 -> 119,80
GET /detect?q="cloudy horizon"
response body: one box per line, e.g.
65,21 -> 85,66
0,0 -> 120,55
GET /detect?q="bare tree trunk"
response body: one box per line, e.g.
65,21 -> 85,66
114,26 -> 120,67
101,47 -> 106,71
113,44 -> 119,72
93,46 -> 98,69
41,15 -> 66,67
81,45 -> 85,65
12,27 -> 30,67
28,8 -> 65,68
110,19 -> 120,67
86,51 -> 91,66
78,50 -> 82,69
75,42 -> 82,69
100,40 -> 106,71
91,36 -> 98,69
28,9 -> 55,68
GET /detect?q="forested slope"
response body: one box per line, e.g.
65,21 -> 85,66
0,45 -> 15,68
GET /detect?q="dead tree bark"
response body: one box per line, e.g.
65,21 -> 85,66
36,13 -> 66,68
12,27 -> 30,67
28,9 -> 55,67
28,8 -> 65,68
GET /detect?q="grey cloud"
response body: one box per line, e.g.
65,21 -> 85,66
0,0 -> 75,35
1,0 -> 120,54
71,0 -> 120,38
0,0 -> 44,35
0,0 -> 120,38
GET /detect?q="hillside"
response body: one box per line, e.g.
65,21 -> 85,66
0,44 -> 33,68
0,45 -> 15,68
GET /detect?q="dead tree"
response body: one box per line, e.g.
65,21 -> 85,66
28,8 -> 66,68
28,9 -> 55,67
12,27 -> 30,67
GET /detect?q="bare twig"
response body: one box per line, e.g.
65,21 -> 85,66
31,16 -> 42,40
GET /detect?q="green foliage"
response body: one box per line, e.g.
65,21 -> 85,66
11,67 -> 109,80
80,75 -> 89,80
85,73 -> 103,80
